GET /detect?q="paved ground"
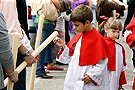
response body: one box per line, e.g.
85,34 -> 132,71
26,10 -> 134,90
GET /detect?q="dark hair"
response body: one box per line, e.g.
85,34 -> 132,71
70,4 -> 93,24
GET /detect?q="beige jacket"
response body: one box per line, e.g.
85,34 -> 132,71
32,0 -> 58,21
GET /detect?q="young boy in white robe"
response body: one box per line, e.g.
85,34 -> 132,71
104,17 -> 127,90
54,4 -> 111,90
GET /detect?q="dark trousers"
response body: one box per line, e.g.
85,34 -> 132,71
123,3 -> 135,34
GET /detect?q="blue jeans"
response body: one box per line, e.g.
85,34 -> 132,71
36,23 -> 54,77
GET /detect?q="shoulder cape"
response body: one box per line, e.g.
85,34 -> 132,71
125,17 -> 135,48
57,28 -> 111,66
105,37 -> 127,71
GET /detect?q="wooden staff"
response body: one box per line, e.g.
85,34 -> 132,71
95,20 -> 98,31
29,15 -> 44,90
7,33 -> 20,90
112,1 -> 116,18
4,31 -> 59,87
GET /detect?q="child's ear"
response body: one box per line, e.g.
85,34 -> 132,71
85,20 -> 90,26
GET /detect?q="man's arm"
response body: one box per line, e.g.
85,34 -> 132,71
18,44 -> 36,67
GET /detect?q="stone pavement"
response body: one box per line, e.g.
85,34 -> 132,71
26,10 -> 134,90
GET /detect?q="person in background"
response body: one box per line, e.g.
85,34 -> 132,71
35,0 -> 63,79
122,0 -> 135,36
96,0 -> 127,36
124,17 -> 135,90
54,0 -> 71,65
16,0 -> 30,39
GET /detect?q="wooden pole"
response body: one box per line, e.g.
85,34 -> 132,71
112,1 -> 116,18
7,33 -> 20,90
4,31 -> 59,87
29,15 -> 44,90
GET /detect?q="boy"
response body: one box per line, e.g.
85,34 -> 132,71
54,4 -> 110,90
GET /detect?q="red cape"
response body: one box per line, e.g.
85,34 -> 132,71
105,37 -> 127,85
57,28 -> 111,66
105,37 -> 127,71
125,17 -> 135,48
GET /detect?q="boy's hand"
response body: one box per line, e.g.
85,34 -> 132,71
82,75 -> 91,84
53,37 -> 66,49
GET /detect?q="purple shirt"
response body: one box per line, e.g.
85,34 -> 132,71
68,0 -> 88,31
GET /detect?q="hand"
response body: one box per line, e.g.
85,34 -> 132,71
82,75 -> 91,84
53,38 -> 66,49
9,70 -> 18,83
116,13 -> 120,18
30,49 -> 39,60
24,55 -> 36,67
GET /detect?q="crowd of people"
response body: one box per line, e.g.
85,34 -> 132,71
1,0 -> 135,90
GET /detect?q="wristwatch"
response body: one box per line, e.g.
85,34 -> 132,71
22,50 -> 30,57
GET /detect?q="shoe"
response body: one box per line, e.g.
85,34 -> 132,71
56,61 -> 68,65
47,66 -> 63,70
45,69 -> 49,73
36,74 -> 53,79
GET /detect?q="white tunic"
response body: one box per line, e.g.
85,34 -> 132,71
108,43 -> 127,90
56,36 -> 110,90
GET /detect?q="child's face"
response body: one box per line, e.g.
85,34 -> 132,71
72,21 -> 87,33
106,29 -> 120,40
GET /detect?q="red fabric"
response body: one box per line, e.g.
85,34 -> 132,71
67,28 -> 110,66
132,77 -> 135,89
126,17 -> 135,33
126,33 -> 135,48
105,37 -> 127,71
119,71 -> 127,85
86,74 -> 97,86
99,16 -> 109,25
57,48 -> 64,59
125,17 -> 135,48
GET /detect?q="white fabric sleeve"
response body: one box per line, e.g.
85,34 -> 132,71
56,46 -> 71,64
124,30 -> 132,38
61,12 -> 70,21
124,30 -> 132,46
86,58 -> 108,85
21,29 -> 33,51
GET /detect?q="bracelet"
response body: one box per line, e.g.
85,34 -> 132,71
8,70 -> 15,76
11,73 -> 15,82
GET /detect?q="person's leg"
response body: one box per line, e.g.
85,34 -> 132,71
13,52 -> 26,90
44,24 -> 63,70
36,23 -> 47,77
36,23 -> 53,78
123,4 -> 135,35
65,20 -> 70,44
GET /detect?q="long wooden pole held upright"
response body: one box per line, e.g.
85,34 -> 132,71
7,33 -> 20,90
112,1 -> 116,18
4,31 -> 59,87
29,15 -> 44,90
